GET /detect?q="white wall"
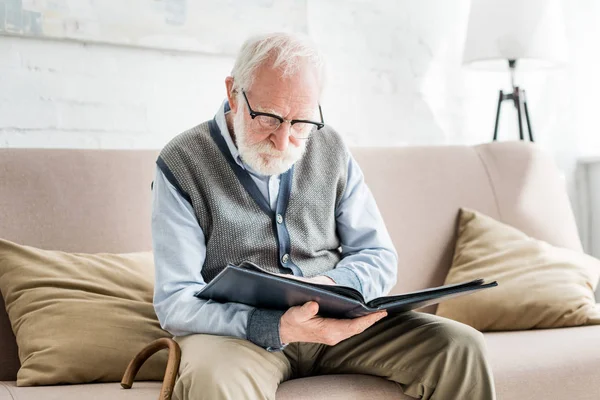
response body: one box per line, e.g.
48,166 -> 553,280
1,0 -> 600,243
0,37 -> 233,149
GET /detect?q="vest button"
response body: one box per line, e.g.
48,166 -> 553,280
281,253 -> 289,264
276,214 -> 283,224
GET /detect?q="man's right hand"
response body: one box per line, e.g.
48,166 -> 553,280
279,301 -> 388,346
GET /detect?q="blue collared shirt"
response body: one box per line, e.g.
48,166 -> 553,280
152,101 -> 398,351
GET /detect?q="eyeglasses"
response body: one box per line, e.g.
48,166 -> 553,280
238,89 -> 325,139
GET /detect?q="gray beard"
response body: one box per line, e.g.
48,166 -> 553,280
230,109 -> 307,176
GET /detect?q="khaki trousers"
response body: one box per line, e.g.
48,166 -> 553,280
172,311 -> 496,400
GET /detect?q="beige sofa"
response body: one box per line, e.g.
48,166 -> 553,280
1,142 -> 599,400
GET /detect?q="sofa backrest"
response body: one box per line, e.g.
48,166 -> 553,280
0,141 -> 582,380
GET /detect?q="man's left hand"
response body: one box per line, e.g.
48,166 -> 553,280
304,275 -> 336,285
274,273 -> 336,285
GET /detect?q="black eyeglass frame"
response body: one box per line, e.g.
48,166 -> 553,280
238,89 -> 325,135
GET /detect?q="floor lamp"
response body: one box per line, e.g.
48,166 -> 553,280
462,0 -> 568,142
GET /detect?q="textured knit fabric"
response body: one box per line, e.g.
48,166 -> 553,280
157,121 -> 349,283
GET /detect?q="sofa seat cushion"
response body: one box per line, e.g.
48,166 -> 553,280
0,376 -> 411,400
4,326 -> 598,400
0,381 -> 162,400
277,374 -> 412,400
485,325 -> 600,400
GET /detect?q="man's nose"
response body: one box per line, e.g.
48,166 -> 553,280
270,122 -> 292,152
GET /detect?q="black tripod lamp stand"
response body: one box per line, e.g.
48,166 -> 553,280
493,59 -> 534,142
462,0 -> 568,143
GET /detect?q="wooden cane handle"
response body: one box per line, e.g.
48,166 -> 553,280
121,338 -> 181,400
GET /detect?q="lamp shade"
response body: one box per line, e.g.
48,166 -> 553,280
463,0 -> 568,70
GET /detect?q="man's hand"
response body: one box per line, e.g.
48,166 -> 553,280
279,301 -> 388,346
298,275 -> 336,285
273,273 -> 336,285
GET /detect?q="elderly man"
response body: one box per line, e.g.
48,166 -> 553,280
151,32 -> 496,400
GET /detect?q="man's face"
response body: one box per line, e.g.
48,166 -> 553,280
231,60 -> 321,176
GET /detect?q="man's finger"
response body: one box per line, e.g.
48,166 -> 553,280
357,311 -> 387,323
300,301 -> 319,317
350,311 -> 387,333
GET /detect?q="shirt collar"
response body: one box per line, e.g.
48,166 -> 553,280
215,100 -> 244,168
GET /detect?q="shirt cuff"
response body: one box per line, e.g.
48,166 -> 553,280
322,267 -> 363,294
246,308 -> 287,352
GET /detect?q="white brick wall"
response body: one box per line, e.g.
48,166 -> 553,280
1,0 -> 600,237
0,37 -> 233,149
0,1 -> 597,151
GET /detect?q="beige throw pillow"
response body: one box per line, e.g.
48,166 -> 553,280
436,208 -> 600,331
0,238 -> 170,386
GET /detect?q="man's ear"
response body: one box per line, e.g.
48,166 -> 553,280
225,76 -> 238,113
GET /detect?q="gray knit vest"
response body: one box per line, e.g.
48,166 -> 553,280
157,118 -> 349,283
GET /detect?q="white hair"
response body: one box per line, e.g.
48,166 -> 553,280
230,32 -> 326,96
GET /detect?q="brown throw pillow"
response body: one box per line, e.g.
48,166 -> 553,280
436,208 -> 600,331
0,238 -> 170,386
